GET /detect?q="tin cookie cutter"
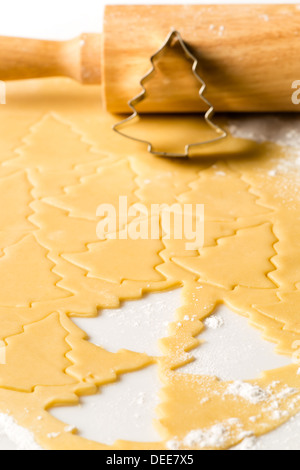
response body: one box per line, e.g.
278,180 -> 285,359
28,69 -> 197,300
113,29 -> 228,158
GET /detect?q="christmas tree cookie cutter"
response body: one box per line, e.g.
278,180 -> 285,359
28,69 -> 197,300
113,29 -> 228,158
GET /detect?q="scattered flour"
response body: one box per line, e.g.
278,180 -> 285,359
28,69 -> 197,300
0,413 -> 42,450
47,432 -> 61,439
166,439 -> 180,450
259,14 -> 270,22
271,410 -> 288,421
228,115 -> 300,149
226,381 -> 269,404
64,425 -> 76,433
275,386 -> 298,400
204,314 -> 224,330
208,24 -> 225,36
218,25 -> 225,36
167,418 -> 254,450
135,392 -> 145,405
183,423 -> 228,449
233,436 -> 258,450
228,115 -> 300,185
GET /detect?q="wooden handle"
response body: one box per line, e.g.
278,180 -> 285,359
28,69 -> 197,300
1,5 -> 300,112
103,4 -> 300,113
0,33 -> 101,84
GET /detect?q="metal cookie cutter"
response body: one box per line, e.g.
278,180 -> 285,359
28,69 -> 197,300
113,29 -> 228,158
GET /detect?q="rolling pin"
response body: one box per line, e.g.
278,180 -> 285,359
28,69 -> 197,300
0,4 -> 299,113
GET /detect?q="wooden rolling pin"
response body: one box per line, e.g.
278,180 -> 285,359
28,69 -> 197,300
1,4 -> 300,113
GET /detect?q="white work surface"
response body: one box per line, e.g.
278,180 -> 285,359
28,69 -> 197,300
1,0 -> 300,451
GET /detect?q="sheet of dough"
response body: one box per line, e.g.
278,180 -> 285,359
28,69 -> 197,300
0,78 -> 299,450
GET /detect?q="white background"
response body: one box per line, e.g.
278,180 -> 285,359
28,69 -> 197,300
1,0 -> 300,451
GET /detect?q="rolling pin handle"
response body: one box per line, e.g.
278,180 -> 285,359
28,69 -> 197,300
0,34 -> 102,84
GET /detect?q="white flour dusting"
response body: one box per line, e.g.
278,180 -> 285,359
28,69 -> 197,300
166,439 -> 180,450
204,314 -> 224,330
228,116 -> 300,196
167,418 -> 254,450
47,432 -> 61,439
275,386 -> 297,400
259,14 -> 269,22
233,436 -> 258,450
0,413 -> 42,450
64,425 -> 76,433
218,25 -> 225,36
226,381 -> 269,404
271,410 -> 288,421
183,424 -> 228,449
228,115 -> 300,148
